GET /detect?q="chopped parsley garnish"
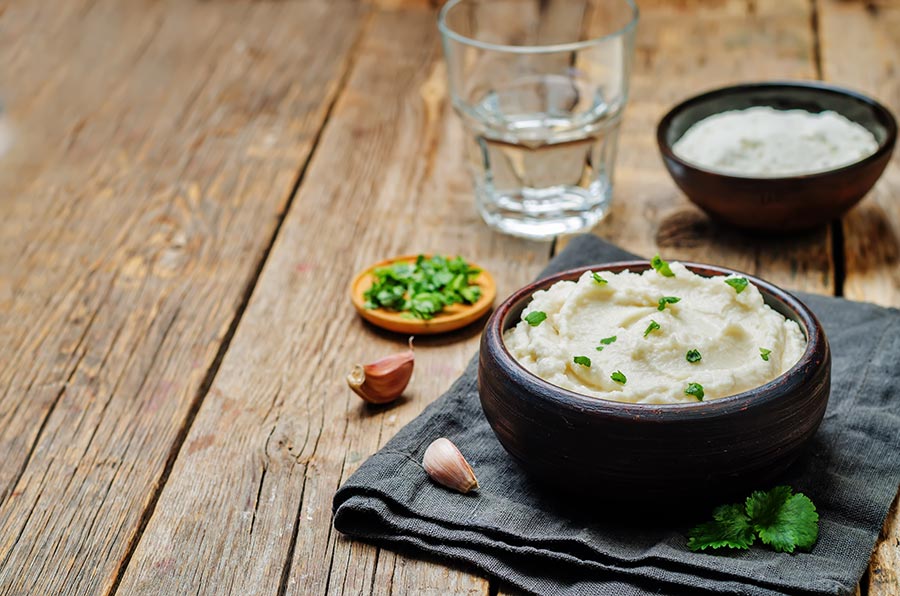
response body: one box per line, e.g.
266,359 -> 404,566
643,320 -> 660,337
524,311 -> 547,326
651,254 -> 675,277
592,272 -> 608,285
363,255 -> 482,320
610,370 -> 627,384
596,335 -> 617,351
686,349 -> 702,363
760,347 -> 772,362
688,486 -> 818,554
657,296 -> 681,311
573,356 -> 591,367
684,382 -> 704,400
725,277 -> 749,294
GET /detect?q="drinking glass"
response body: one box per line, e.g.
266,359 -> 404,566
439,0 -> 638,239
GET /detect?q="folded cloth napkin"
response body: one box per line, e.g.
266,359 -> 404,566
333,235 -> 900,596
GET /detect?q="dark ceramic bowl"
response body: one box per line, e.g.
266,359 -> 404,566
478,261 -> 831,503
657,81 -> 897,232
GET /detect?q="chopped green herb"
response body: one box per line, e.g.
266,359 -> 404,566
684,382 -> 704,400
760,347 -> 772,362
600,336 -> 617,345
688,486 -> 818,554
657,296 -> 681,311
595,346 -> 604,352
643,320 -> 661,337
725,277 -> 749,294
610,370 -> 627,384
524,311 -> 547,326
651,254 -> 675,277
592,272 -> 608,285
363,254 -> 484,320
686,349 -> 702,363
573,356 -> 591,367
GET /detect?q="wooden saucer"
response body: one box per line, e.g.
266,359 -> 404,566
350,255 -> 496,335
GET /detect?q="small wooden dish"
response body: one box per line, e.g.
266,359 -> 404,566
350,255 -> 496,335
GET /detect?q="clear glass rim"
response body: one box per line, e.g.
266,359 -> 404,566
438,0 -> 639,54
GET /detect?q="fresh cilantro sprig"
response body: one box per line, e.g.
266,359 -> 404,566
688,486 -> 819,554
363,255 -> 482,320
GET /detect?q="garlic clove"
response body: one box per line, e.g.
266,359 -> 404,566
347,337 -> 414,404
422,438 -> 479,494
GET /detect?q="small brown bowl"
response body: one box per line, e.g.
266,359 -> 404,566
478,261 -> 831,503
657,81 -> 897,232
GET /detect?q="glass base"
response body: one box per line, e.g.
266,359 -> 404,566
475,182 -> 612,240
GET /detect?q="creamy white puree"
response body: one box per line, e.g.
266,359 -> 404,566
672,106 -> 878,177
504,264 -> 806,404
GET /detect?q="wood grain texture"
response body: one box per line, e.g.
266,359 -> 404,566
818,2 -> 900,594
116,5 -> 546,595
559,0 -> 835,295
819,0 -> 900,307
0,1 -> 365,594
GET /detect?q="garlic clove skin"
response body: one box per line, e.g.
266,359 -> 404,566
422,438 -> 479,494
347,338 -> 414,404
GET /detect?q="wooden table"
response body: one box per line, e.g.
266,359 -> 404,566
0,1 -> 897,594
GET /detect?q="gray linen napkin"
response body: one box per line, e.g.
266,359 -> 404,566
333,235 -> 900,596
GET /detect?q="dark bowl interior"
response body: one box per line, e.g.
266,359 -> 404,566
657,81 -> 897,232
478,261 -> 831,504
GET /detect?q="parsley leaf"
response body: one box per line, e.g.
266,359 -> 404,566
684,382 -> 704,400
687,486 -> 819,554
600,336 -> 617,345
687,504 -> 756,551
363,255 -> 484,320
725,277 -> 749,294
524,311 -> 547,326
746,487 -> 819,553
651,254 -> 675,277
592,272 -> 608,285
657,296 -> 681,311
760,347 -> 772,362
573,356 -> 591,367
643,320 -> 660,337
686,349 -> 702,363
610,370 -> 627,384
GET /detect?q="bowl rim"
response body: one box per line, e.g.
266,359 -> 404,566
656,80 -> 899,181
484,260 -> 828,421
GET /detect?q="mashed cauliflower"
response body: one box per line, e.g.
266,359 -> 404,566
504,263 -> 806,404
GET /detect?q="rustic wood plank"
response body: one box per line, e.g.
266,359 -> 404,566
819,0 -> 900,307
116,4 -> 546,595
818,2 -> 900,594
0,1 -> 366,594
559,0 -> 835,295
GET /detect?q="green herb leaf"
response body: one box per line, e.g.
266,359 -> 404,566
760,347 -> 772,362
651,254 -> 675,277
688,486 -> 819,554
657,296 -> 681,311
746,486 -> 819,553
687,503 -> 756,552
725,277 -> 749,294
643,320 -> 660,337
610,370 -> 627,384
684,382 -> 704,400
524,311 -> 547,326
686,349 -> 702,363
592,272 -> 608,285
573,356 -> 591,367
600,336 -> 617,345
